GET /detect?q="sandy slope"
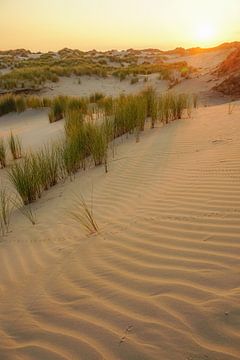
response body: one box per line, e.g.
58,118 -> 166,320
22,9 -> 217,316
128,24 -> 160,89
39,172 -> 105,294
0,103 -> 240,360
166,49 -> 234,74
0,109 -> 64,154
42,74 -> 169,98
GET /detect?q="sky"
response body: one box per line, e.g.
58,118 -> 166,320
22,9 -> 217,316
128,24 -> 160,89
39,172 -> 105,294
0,0 -> 239,51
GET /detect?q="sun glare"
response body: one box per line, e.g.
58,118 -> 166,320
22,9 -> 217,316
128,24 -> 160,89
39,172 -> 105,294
195,24 -> 216,44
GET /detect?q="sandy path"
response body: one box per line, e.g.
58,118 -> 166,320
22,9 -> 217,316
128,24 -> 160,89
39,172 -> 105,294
0,103 -> 240,359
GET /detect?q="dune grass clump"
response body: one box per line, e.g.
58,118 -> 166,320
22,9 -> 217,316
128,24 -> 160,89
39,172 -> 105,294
63,135 -> 86,176
158,93 -> 190,124
48,96 -> 67,123
0,187 -> 12,236
15,96 -> 26,113
48,101 -> 64,123
69,193 -> 99,235
0,66 -> 59,89
6,89 -> 192,209
97,96 -> 114,116
193,94 -> 198,109
65,110 -> 84,138
11,195 -> 36,225
86,122 -> 108,168
0,138 -> 7,168
8,132 -> 22,160
89,92 -> 105,103
130,76 -> 139,85
113,94 -> 147,139
142,87 -> 158,128
158,93 -> 173,123
8,143 -> 63,205
0,95 -> 53,118
67,97 -> 88,113
134,95 -> 147,141
0,95 -> 17,116
170,93 -> 188,120
64,118 -> 110,175
228,102 -> 235,115
36,145 -> 61,190
8,156 -> 41,205
63,121 -> 90,176
25,95 -> 50,109
48,96 -> 88,123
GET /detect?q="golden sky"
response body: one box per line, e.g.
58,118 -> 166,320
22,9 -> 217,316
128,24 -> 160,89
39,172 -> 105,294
1,0 -> 239,51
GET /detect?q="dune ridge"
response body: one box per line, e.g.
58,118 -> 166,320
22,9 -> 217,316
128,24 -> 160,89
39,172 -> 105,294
0,103 -> 240,359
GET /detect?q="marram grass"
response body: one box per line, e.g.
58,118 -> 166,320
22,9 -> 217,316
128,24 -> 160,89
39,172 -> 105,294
0,138 -> 7,168
7,90 -> 192,204
0,187 -> 12,236
69,193 -> 99,235
8,132 -> 22,160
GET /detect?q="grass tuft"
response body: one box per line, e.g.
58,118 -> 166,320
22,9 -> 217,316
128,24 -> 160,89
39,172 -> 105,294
0,138 -> 7,168
8,132 -> 22,160
69,193 -> 99,235
0,187 -> 13,236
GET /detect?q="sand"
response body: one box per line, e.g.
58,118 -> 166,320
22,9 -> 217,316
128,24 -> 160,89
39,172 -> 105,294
42,74 -> 169,99
166,49 -> 235,74
0,102 -> 240,359
39,48 -> 234,106
0,109 -> 64,154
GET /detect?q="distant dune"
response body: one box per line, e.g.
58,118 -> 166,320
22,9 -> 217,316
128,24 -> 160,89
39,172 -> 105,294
1,41 -> 240,104
213,46 -> 240,96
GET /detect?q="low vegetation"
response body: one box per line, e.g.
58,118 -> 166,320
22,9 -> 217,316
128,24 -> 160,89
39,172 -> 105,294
69,193 -> 99,235
0,47 -> 194,92
0,187 -> 12,236
0,94 -> 51,117
0,188 -> 36,236
8,132 -> 22,160
5,89 -> 193,205
0,138 -> 7,168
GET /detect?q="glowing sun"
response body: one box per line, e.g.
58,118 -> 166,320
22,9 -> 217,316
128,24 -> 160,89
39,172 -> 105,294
195,24 -> 216,43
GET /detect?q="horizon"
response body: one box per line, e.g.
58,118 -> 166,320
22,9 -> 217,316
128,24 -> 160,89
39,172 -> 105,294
1,0 -> 239,52
1,40 -> 239,54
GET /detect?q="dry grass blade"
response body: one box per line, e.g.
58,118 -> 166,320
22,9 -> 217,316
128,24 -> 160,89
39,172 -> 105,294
0,187 -> 13,236
8,131 -> 22,160
69,193 -> 99,235
228,102 -> 235,115
11,195 -> 36,225
0,137 -> 7,168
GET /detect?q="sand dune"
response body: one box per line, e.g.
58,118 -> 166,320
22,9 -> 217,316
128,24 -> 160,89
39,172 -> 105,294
0,109 -> 64,154
0,103 -> 240,359
42,74 -> 169,98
